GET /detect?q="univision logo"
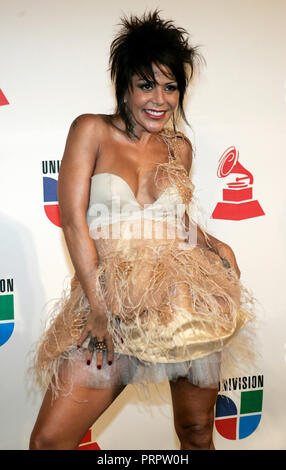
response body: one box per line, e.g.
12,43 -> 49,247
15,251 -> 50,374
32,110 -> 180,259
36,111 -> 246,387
215,375 -> 263,440
0,278 -> 14,347
42,160 -> 61,227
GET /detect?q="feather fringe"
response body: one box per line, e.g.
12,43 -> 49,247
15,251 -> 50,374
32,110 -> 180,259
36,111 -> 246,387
28,129 -> 260,400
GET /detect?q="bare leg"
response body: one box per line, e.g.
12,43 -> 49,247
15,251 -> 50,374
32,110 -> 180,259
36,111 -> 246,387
169,378 -> 218,450
29,378 -> 126,450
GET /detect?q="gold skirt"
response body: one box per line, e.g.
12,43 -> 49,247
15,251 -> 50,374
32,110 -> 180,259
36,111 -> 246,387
31,220 -> 257,397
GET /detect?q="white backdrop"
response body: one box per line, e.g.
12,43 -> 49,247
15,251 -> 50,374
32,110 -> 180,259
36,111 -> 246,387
0,0 -> 285,450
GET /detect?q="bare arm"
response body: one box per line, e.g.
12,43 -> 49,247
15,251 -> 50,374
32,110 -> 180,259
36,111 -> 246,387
58,114 -> 114,365
58,114 -> 101,308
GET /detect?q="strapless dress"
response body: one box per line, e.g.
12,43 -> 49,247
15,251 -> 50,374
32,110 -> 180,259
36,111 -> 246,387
31,129 -> 257,398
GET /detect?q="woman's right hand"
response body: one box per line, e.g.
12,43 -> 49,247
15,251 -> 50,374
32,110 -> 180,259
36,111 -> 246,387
77,307 -> 114,369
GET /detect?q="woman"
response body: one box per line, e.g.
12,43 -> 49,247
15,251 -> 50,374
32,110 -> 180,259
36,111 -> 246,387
29,11 -> 256,450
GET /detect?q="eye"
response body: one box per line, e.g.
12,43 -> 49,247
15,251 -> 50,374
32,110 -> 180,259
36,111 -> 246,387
165,84 -> 178,92
139,82 -> 154,91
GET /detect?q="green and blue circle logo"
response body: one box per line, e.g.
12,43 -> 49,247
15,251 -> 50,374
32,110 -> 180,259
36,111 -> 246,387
215,375 -> 263,440
0,279 -> 14,347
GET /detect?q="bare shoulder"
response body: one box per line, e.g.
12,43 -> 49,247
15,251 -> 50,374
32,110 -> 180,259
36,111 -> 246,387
70,113 -> 107,128
68,113 -> 108,143
63,113 -> 112,166
59,114 -> 112,184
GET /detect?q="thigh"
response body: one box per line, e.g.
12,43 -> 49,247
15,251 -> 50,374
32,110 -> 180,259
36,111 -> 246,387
30,379 -> 126,449
169,377 -> 218,425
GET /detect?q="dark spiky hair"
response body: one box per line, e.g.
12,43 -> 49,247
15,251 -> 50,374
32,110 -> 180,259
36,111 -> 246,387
109,9 -> 204,136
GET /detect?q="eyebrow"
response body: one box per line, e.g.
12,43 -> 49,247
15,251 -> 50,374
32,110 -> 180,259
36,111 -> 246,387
135,77 -> 177,84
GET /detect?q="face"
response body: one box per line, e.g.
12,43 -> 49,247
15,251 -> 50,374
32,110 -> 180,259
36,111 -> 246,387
124,63 -> 180,138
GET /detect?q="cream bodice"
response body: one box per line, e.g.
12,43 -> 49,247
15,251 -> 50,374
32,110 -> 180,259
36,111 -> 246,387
86,172 -> 187,240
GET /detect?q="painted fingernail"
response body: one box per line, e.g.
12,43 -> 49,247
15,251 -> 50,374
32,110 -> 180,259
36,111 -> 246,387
108,361 -> 112,366
77,344 -> 80,349
87,360 -> 91,366
97,365 -> 101,370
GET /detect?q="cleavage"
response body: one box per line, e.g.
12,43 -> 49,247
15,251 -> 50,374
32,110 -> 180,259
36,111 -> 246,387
95,161 -> 170,206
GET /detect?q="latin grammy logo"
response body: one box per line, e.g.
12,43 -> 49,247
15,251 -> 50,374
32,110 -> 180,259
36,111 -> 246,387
212,146 -> 265,220
0,89 -> 9,106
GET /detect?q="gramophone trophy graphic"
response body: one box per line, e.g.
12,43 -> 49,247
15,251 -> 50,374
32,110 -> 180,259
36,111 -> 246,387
211,146 -> 264,220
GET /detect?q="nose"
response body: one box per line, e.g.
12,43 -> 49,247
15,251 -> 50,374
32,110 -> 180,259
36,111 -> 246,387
151,86 -> 165,107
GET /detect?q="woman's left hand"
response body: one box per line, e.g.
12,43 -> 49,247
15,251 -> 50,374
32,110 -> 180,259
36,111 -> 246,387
196,226 -> 241,279
215,242 -> 241,279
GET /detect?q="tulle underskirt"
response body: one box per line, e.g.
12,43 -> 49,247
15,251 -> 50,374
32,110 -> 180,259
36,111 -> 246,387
57,347 -> 222,394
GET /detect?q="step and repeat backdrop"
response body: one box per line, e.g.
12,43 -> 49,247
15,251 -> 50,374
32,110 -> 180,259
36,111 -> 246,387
1,0 -> 285,450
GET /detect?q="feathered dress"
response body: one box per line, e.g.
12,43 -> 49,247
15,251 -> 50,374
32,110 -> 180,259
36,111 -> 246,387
31,129 -> 257,398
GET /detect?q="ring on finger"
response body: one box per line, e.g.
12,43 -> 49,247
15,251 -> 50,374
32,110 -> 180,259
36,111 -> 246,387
95,340 -> 107,352
88,337 -> 107,353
